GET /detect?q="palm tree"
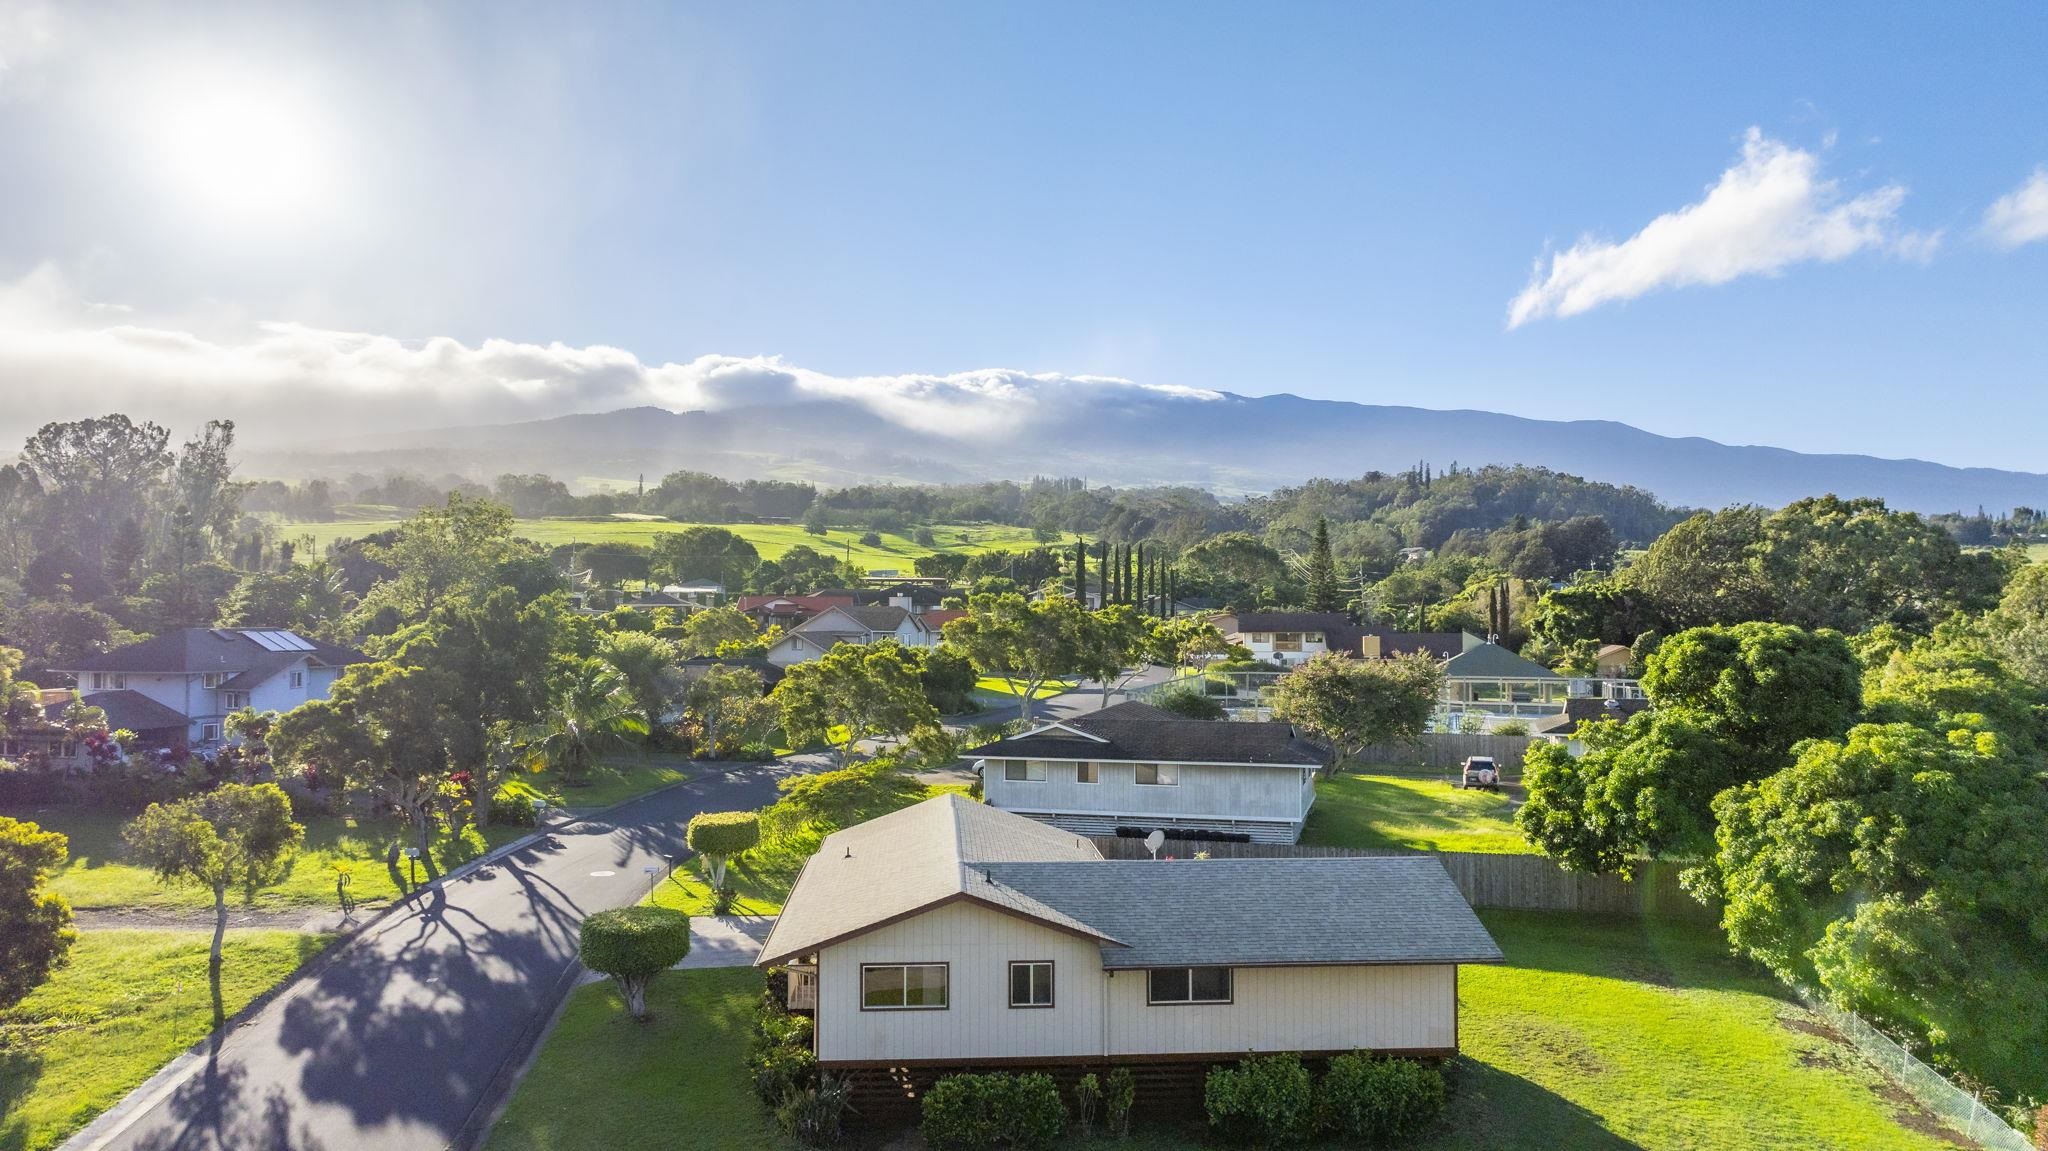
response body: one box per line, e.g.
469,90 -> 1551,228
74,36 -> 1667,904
517,661 -> 647,787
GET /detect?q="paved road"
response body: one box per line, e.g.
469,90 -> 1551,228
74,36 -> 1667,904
90,762 -> 796,1151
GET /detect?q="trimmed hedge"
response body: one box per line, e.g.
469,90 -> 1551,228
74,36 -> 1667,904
921,1071 -> 1066,1150
1315,1053 -> 1446,1144
578,905 -> 691,1018
1205,1053 -> 1313,1146
687,810 -> 762,889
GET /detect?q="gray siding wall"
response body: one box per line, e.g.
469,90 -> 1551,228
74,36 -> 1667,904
983,759 -> 1315,824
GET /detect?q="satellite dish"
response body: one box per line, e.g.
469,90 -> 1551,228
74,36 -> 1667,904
1144,829 -> 1166,859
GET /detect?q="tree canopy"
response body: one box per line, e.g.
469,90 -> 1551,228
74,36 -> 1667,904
0,815 -> 76,1011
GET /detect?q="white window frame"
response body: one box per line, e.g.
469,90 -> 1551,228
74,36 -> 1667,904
89,673 -> 107,690
200,723 -> 222,742
1134,762 -> 1179,786
113,674 -> 127,689
223,691 -> 249,710
1075,761 -> 1098,784
859,963 -> 949,1011
289,670 -> 305,688
201,672 -> 225,689
1003,760 -> 1047,782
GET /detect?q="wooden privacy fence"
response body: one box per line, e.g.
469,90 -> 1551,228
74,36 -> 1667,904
1345,733 -> 1541,771
1090,837 -> 1716,922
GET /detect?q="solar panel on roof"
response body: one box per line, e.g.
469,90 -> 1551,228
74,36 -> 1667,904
246,631 -> 287,651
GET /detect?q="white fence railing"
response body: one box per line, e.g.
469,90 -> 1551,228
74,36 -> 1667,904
1793,986 -> 2035,1150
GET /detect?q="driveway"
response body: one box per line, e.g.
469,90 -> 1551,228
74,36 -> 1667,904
79,761 -> 798,1151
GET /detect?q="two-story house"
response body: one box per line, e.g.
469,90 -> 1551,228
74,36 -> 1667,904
1213,612 -> 1471,667
764,605 -> 939,667
972,701 -> 1329,843
57,628 -> 366,747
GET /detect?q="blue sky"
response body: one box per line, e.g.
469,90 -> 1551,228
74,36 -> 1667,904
0,1 -> 2044,469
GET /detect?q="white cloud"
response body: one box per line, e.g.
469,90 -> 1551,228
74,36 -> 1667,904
1508,128 -> 1926,328
0,0 -> 61,100
1983,168 -> 2048,249
0,262 -> 1220,446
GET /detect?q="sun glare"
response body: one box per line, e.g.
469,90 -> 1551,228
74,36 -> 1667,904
142,76 -> 336,226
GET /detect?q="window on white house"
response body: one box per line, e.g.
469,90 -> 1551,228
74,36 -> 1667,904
112,675 -> 127,689
1003,760 -> 1046,782
1009,961 -> 1054,1008
89,673 -> 107,690
1148,966 -> 1232,1004
1075,761 -> 1098,784
201,673 -> 224,689
860,964 -> 948,1010
1134,763 -> 1178,786
1249,632 -> 1272,644
200,723 -> 222,742
1304,632 -> 1324,644
224,691 -> 248,710
290,671 -> 305,688
1272,632 -> 1302,652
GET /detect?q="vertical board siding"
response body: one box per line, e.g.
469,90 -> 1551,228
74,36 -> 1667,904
983,760 -> 1314,823
1105,964 -> 1453,1056
1089,839 -> 1717,922
818,904 -> 1460,1062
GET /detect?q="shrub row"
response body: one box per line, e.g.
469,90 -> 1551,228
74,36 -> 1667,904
1205,1053 -> 1446,1146
920,1072 -> 1066,1150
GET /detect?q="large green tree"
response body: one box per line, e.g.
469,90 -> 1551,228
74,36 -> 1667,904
1703,724 -> 2048,1098
0,815 -> 76,1012
1304,518 -> 1340,612
1518,621 -> 1863,872
648,527 -> 760,590
1266,650 -> 1441,773
273,663 -> 455,859
941,593 -> 1087,724
1984,561 -> 2048,689
771,640 -> 940,766
597,629 -> 682,735
518,659 -> 647,787
123,784 -> 303,1023
21,414 -> 173,570
1073,605 -> 1154,709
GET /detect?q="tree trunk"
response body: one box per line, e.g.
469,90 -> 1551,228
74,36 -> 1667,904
708,854 -> 728,890
209,884 -> 229,1029
1016,678 -> 1037,725
623,974 -> 648,1019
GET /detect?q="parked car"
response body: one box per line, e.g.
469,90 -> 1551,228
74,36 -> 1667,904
1459,756 -> 1501,791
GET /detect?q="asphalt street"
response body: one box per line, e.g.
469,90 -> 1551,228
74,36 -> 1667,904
88,762 -> 796,1151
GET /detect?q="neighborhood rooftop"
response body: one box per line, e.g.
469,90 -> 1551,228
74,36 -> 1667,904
972,699 -> 1328,766
60,627 -> 366,675
760,793 -> 1501,970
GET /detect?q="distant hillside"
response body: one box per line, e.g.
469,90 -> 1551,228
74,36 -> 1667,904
243,391 -> 2048,514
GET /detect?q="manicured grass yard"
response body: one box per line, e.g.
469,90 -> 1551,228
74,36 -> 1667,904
275,514 -> 1067,565
483,968 -> 789,1151
973,676 -> 1081,700
0,805 -> 528,916
1302,772 -> 1538,854
486,913 -> 1958,1151
642,847 -> 798,918
536,753 -> 701,811
0,930 -> 330,1151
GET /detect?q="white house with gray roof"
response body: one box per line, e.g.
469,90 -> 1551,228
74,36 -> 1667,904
56,627 -> 366,747
763,604 -> 938,666
757,794 -> 1500,1074
973,701 -> 1328,843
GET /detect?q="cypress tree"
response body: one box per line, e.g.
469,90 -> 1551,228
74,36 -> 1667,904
1074,539 -> 1087,606
1306,518 -> 1338,613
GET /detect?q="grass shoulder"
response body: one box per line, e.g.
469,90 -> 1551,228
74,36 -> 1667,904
0,929 -> 331,1151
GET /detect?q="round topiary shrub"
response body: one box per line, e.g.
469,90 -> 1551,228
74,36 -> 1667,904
687,810 -> 762,891
1151,685 -> 1226,720
1205,1053 -> 1312,1146
921,1071 -> 1066,1150
579,905 -> 691,1018
1314,1052 -> 1446,1143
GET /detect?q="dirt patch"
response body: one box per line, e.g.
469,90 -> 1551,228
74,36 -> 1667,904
1868,1081 -> 1978,1148
72,904 -> 371,932
1612,958 -> 1677,988
1777,1013 -> 1845,1043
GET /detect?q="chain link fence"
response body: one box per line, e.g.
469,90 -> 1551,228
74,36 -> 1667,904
1793,987 -> 2036,1150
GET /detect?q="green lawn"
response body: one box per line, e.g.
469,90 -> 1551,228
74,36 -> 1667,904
0,805 -> 528,916
479,914 -> 1959,1151
483,968 -> 789,1151
641,847 -> 797,918
532,753 -> 701,811
973,676 -> 1081,700
273,514 -> 1066,565
0,930 -> 330,1151
1302,773 -> 1538,854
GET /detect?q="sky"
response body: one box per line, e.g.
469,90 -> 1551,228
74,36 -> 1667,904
0,1 -> 2045,469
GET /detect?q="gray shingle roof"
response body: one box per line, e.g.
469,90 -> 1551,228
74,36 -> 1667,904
49,689 -> 191,733
759,795 -> 1501,971
1215,613 -> 1468,661
1443,643 -> 1561,681
973,701 -> 1327,767
62,629 -> 365,675
983,857 -> 1504,968
756,793 -> 1110,967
